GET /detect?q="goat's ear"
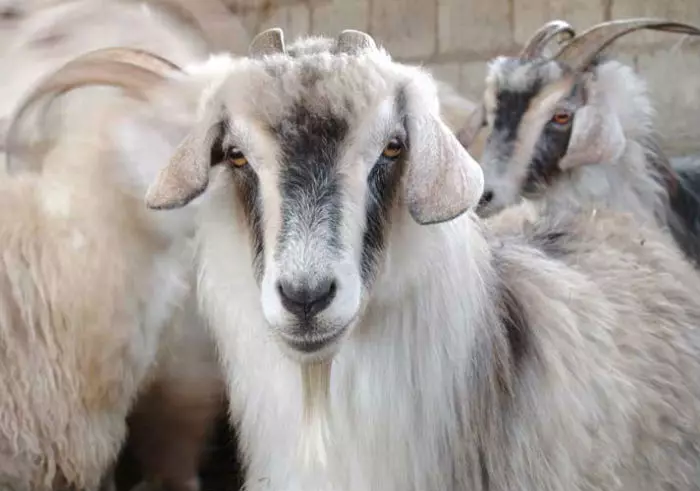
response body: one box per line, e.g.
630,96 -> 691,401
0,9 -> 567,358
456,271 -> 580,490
145,124 -> 220,210
455,104 -> 485,149
558,104 -> 625,170
405,113 -> 484,225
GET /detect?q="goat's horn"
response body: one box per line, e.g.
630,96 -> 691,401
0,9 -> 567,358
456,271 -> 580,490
249,27 -> 285,57
519,20 -> 575,60
554,18 -> 700,72
72,47 -> 182,73
336,29 -> 377,54
6,49 -> 179,173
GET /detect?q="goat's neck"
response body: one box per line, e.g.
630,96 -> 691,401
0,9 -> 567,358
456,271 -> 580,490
215,212 -> 507,491
543,140 -> 669,228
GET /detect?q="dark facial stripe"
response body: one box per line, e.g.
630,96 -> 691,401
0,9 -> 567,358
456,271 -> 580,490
360,89 -> 407,285
521,81 -> 583,195
521,121 -> 572,195
210,119 -> 265,281
233,166 -> 265,282
491,81 -> 543,162
273,104 -> 348,258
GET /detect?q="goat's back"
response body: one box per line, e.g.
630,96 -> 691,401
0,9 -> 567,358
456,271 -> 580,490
486,204 -> 700,489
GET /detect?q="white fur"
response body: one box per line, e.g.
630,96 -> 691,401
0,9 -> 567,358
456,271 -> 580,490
0,3 -> 225,489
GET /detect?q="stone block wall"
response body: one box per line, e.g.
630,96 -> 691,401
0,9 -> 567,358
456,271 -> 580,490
222,0 -> 700,156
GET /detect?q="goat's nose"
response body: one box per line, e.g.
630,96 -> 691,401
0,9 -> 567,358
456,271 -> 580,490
277,278 -> 337,318
478,189 -> 494,207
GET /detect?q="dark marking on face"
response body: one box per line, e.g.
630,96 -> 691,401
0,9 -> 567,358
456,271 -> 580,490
212,118 -> 265,281
491,76 -> 543,163
521,81 -> 583,195
273,103 -> 349,259
233,166 -> 265,282
360,88 -> 408,284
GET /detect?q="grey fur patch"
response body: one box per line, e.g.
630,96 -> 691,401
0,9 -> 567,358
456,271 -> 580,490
273,103 -> 349,259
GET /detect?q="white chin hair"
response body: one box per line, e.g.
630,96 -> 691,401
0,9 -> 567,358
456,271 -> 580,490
298,360 -> 333,475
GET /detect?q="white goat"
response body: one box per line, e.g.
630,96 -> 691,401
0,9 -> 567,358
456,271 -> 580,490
39,28 -> 700,491
468,19 -> 700,265
0,4 -> 229,489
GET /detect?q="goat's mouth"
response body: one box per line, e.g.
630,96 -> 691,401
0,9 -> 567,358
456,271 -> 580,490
276,324 -> 350,361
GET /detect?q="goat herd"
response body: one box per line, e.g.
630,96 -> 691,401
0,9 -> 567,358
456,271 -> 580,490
2,1 -> 700,490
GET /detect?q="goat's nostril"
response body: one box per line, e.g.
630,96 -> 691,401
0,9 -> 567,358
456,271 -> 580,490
479,189 -> 494,207
277,278 -> 337,318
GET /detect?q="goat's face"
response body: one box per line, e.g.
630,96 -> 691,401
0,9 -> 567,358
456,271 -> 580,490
475,57 -> 585,217
146,37 -> 484,360
475,55 -> 641,218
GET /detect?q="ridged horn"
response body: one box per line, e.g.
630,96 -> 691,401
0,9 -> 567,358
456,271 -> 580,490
249,27 -> 285,57
519,20 -> 575,60
5,48 -> 180,173
336,29 -> 377,54
554,18 -> 700,72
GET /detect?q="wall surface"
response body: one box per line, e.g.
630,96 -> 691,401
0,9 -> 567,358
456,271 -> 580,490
1,0 -> 698,154
220,0 -> 700,156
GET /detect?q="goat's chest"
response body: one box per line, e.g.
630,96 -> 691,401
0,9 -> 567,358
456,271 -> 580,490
226,314 -> 465,491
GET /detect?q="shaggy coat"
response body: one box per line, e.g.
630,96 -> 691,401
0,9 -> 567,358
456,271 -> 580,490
474,52 -> 700,264
0,3 -> 224,489
138,31 -> 700,490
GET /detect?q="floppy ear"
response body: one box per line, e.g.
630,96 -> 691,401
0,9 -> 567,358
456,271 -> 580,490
558,104 -> 625,170
145,123 -> 220,210
405,113 -> 484,225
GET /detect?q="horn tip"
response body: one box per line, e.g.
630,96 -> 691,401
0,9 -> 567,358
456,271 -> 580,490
249,27 -> 286,57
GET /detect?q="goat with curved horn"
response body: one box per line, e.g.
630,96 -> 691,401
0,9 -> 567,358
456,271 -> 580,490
336,29 -> 377,54
554,18 -> 700,72
249,27 -> 286,57
5,48 -> 180,173
519,19 -> 576,60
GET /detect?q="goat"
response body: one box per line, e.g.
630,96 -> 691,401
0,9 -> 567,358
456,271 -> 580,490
0,4 -> 229,488
433,79 -> 487,159
37,28 -> 700,491
466,18 -> 700,265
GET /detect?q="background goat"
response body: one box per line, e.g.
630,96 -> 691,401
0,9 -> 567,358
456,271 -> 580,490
467,18 -> 700,265
0,3 -> 232,489
65,27 -> 700,490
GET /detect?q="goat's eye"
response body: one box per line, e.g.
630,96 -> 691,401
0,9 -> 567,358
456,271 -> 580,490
551,111 -> 572,126
381,138 -> 403,160
227,147 -> 248,168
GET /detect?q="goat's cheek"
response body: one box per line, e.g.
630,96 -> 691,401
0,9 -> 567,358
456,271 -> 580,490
326,258 -> 363,326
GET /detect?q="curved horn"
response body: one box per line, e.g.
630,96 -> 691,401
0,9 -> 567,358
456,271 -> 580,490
6,48 -> 180,173
554,18 -> 700,72
519,20 -> 575,60
72,47 -> 182,73
336,29 -> 377,54
249,27 -> 285,57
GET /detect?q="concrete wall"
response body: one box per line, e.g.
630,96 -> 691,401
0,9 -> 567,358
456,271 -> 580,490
2,0 -> 698,154
221,0 -> 700,156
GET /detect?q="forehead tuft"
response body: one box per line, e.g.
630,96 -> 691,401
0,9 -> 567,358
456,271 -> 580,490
215,34 -> 444,142
487,57 -> 566,96
222,36 -> 410,130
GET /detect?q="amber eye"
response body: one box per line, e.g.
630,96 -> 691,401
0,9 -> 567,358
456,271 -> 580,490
227,147 -> 248,167
551,111 -> 572,125
381,138 -> 403,159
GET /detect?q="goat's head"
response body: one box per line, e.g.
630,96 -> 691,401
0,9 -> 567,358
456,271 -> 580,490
472,18 -> 700,218
145,28 -> 484,360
